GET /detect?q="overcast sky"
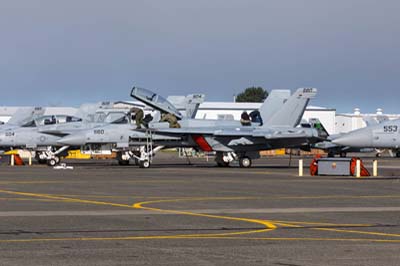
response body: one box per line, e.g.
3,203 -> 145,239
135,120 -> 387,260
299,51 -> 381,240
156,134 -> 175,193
1,0 -> 399,113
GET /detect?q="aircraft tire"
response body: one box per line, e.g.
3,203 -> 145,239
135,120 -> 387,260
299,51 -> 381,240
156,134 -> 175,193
239,157 -> 252,168
340,152 -> 347,158
47,159 -> 57,167
396,152 -> 400,158
139,160 -> 151,168
54,156 -> 61,164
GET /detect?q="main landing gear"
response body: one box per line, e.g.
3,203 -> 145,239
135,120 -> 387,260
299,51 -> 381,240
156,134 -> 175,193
36,146 -> 69,166
215,152 -> 254,168
239,157 -> 252,168
115,146 -> 164,169
47,156 -> 60,167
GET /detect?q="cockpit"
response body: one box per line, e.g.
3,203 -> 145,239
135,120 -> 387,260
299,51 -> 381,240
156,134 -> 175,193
131,87 -> 183,119
21,115 -> 83,127
37,115 -> 82,126
93,111 -> 131,124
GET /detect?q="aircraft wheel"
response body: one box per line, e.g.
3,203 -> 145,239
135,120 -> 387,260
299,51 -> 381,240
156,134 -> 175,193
118,160 -> 130,166
376,153 -> 382,158
327,151 -> 335,158
139,160 -> 151,168
54,156 -> 61,164
47,158 -> 57,167
339,152 -> 347,158
396,152 -> 400,158
239,157 -> 252,168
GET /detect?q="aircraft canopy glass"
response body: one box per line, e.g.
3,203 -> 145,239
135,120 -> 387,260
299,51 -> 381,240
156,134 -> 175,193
101,112 -> 130,124
35,115 -> 82,126
131,87 -> 182,119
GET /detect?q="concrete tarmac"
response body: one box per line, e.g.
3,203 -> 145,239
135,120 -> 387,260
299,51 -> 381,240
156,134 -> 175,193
0,154 -> 399,265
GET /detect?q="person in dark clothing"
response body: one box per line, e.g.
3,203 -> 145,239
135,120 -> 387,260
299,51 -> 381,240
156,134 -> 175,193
249,110 -> 263,126
240,111 -> 251,126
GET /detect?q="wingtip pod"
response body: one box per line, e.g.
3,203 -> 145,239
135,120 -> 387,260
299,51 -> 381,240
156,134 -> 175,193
294,88 -> 317,99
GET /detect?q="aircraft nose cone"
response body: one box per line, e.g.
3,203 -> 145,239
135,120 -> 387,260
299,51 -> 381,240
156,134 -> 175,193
332,128 -> 372,147
58,134 -> 85,146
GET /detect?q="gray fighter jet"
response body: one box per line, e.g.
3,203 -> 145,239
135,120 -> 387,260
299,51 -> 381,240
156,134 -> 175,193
131,87 -> 322,167
332,118 -> 400,157
58,87 -> 323,168
0,102 -> 140,165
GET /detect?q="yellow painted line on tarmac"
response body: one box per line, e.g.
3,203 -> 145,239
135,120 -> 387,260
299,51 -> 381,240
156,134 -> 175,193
270,220 -> 373,227
271,220 -> 400,238
0,189 -> 132,208
0,189 -> 398,242
133,198 -> 277,237
0,190 -> 277,240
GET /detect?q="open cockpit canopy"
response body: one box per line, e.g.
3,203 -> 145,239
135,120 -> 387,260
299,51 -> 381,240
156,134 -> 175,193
130,87 -> 182,119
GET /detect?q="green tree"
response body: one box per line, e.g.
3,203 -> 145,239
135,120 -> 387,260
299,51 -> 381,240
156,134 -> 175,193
235,87 -> 268,102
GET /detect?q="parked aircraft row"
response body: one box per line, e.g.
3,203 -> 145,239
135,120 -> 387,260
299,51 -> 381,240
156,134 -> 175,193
1,86 -> 398,168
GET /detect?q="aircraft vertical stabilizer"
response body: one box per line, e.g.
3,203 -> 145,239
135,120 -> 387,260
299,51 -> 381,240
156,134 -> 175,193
264,88 -> 317,127
259,90 -> 290,123
7,107 -> 45,126
167,94 -> 205,119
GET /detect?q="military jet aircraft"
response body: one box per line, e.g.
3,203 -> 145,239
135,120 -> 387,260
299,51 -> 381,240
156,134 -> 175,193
131,87 -> 322,167
58,86 -> 324,168
57,94 -> 208,167
0,102 -> 142,165
332,118 -> 400,157
0,107 -> 45,154
57,89 -> 293,167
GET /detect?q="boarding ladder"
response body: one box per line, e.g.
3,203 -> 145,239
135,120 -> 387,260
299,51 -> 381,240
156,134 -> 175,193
144,129 -> 154,162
